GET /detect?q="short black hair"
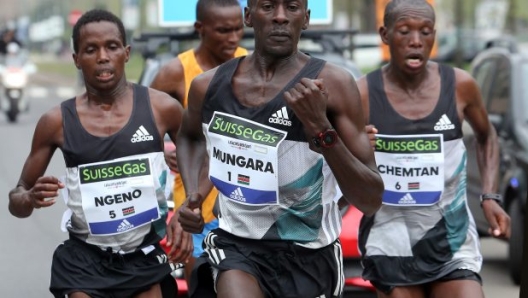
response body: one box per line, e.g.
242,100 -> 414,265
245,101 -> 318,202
72,9 -> 126,54
196,0 -> 242,22
383,0 -> 435,28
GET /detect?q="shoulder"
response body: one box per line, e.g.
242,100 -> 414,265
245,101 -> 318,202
35,103 -> 64,145
451,66 -> 480,101
156,57 -> 184,79
147,86 -> 183,114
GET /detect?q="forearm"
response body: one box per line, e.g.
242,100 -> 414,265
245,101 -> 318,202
322,140 -> 383,216
476,128 -> 499,193
8,186 -> 33,218
176,136 -> 209,205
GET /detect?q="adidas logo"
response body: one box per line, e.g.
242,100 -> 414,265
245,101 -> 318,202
117,219 -> 135,232
229,187 -> 247,203
269,106 -> 292,126
434,114 -> 455,131
398,193 -> 416,205
131,125 -> 154,143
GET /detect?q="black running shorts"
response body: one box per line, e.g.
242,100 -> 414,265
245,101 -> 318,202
190,228 -> 344,298
49,236 -> 175,298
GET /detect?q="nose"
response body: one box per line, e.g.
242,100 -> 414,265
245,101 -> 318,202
409,31 -> 423,48
227,29 -> 242,44
272,4 -> 289,25
97,48 -> 110,63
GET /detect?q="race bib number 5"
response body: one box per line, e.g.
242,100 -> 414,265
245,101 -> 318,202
79,156 -> 160,235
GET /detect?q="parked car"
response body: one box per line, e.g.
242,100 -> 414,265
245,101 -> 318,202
135,29 -> 376,297
465,38 -> 528,285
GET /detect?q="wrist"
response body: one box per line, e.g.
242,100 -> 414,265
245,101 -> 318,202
312,127 -> 338,149
479,193 -> 503,207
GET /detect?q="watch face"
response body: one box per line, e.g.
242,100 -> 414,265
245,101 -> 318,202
322,130 -> 338,147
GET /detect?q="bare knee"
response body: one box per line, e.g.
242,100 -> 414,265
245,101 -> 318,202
429,279 -> 484,298
216,269 -> 265,298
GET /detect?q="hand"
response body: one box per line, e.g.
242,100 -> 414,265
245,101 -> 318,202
164,148 -> 179,173
178,193 -> 204,234
365,124 -> 378,149
166,211 -> 194,263
284,78 -> 331,136
481,200 -> 511,239
29,176 -> 64,209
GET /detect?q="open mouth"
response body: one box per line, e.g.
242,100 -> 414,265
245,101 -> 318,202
96,69 -> 114,81
405,54 -> 424,68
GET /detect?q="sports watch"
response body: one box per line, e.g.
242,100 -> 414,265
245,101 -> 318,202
479,193 -> 503,207
312,128 -> 338,148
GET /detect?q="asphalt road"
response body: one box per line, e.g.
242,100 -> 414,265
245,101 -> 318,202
0,81 -> 521,297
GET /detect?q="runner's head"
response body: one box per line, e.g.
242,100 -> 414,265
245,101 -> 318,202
380,0 -> 436,74
72,9 -> 130,91
195,0 -> 245,62
72,9 -> 127,54
245,0 -> 310,58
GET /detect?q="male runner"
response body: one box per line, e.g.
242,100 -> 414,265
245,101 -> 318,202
176,0 -> 384,297
357,1 -> 511,297
8,9 -> 189,297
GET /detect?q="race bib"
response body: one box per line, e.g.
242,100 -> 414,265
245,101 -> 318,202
206,112 -> 287,206
374,134 -> 445,206
79,155 -> 160,235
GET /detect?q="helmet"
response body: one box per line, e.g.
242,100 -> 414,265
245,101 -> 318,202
6,42 -> 19,54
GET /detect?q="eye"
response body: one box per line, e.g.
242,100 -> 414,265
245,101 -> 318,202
287,4 -> 299,11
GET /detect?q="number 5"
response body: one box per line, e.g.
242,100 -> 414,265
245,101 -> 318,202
109,210 -> 116,219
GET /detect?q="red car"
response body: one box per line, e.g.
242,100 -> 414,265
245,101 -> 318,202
161,137 -> 376,297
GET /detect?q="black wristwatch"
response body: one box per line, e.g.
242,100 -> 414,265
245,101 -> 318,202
480,193 -> 503,207
312,128 -> 338,148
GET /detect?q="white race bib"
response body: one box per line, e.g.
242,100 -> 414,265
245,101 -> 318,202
79,155 -> 160,235
374,134 -> 445,206
206,112 -> 287,206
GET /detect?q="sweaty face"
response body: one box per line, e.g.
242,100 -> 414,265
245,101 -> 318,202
200,5 -> 244,62
246,0 -> 309,57
382,5 -> 436,73
73,21 -> 130,90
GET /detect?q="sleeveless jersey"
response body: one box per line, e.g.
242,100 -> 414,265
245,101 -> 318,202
359,65 -> 482,285
60,84 -> 170,253
201,56 -> 343,249
173,47 -> 248,223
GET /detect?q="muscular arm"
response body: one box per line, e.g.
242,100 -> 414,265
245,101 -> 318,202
456,69 -> 499,194
176,71 -> 216,206
8,106 -> 63,218
149,58 -> 186,103
285,64 -> 383,216
148,88 -> 184,146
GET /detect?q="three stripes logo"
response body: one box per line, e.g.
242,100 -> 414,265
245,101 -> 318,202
398,193 -> 416,205
269,106 -> 292,126
230,187 -> 247,202
131,125 -> 154,143
117,219 -> 135,232
434,114 -> 455,131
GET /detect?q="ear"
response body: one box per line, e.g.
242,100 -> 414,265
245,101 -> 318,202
72,53 -> 81,70
194,21 -> 204,36
124,45 -> 131,63
302,9 -> 311,30
244,6 -> 253,28
379,26 -> 389,45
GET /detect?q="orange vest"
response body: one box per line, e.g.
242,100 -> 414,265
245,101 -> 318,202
173,47 -> 248,223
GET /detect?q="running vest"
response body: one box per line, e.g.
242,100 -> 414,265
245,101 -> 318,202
201,56 -> 343,249
173,47 -> 248,223
60,84 -> 170,253
359,65 -> 482,284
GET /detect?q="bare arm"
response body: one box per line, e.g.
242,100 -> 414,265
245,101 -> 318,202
284,63 -> 384,216
456,68 -> 509,238
149,58 -> 186,104
8,106 -> 63,218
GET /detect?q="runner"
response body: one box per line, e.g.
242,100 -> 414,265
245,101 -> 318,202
357,1 -> 511,297
176,0 -> 384,297
7,9 -> 189,297
150,0 -> 247,287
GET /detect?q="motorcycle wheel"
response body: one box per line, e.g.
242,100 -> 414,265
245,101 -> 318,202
6,97 -> 19,123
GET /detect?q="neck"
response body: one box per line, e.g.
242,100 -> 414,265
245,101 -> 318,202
250,50 -> 302,81
195,45 -> 232,71
85,77 -> 130,105
384,62 -> 431,91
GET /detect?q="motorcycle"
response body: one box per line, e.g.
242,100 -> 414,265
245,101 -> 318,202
0,42 -> 36,123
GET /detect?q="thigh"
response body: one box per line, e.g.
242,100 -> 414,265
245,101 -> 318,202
68,292 -> 92,298
216,269 -> 266,298
134,283 -> 162,298
429,279 -> 484,298
376,285 -> 426,298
